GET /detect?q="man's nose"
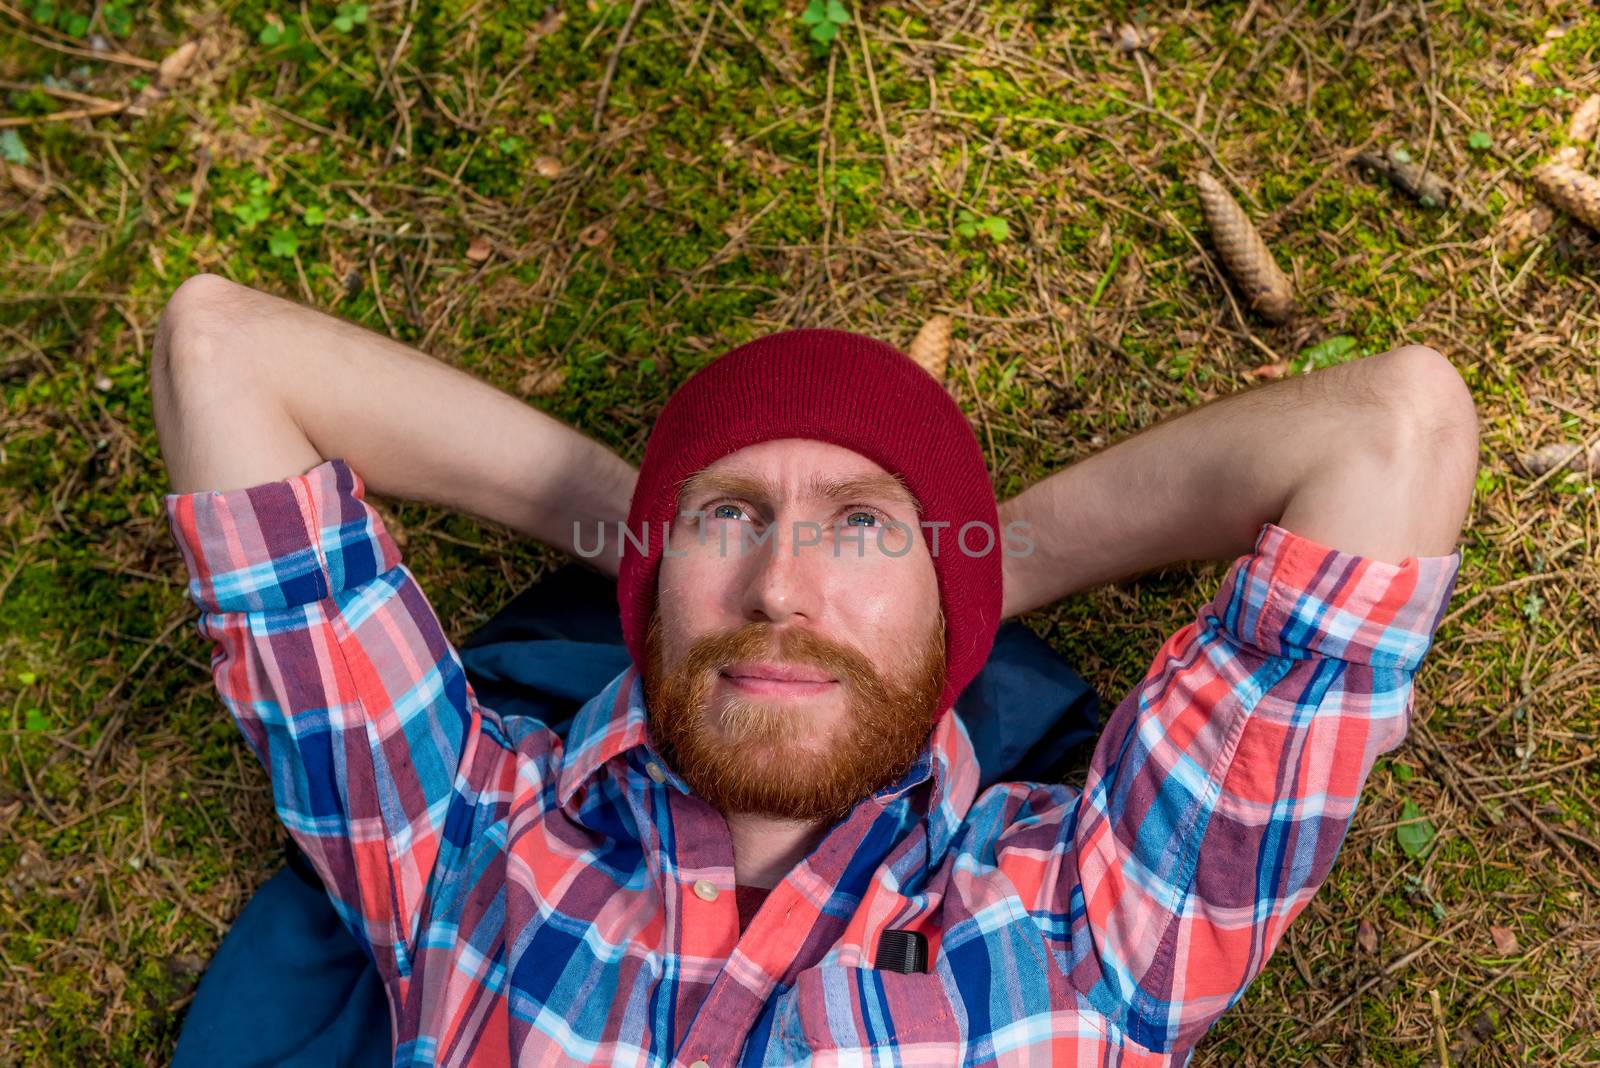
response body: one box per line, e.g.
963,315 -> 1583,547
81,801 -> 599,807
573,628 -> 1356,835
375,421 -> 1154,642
739,517 -> 826,626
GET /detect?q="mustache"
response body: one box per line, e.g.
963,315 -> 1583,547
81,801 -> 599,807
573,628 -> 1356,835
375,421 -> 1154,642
674,621 -> 882,696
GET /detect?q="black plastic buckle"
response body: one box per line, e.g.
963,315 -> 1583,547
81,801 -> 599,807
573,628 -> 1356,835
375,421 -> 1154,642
875,929 -> 928,975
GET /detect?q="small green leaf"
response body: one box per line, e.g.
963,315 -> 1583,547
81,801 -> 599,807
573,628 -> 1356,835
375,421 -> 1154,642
800,0 -> 827,25
174,188 -> 194,206
980,215 -> 1010,241
64,11 -> 88,36
268,228 -> 299,257
17,670 -> 37,686
259,19 -> 283,45
1521,591 -> 1543,621
1468,130 -> 1493,151
302,204 -> 324,226
1392,761 -> 1414,783
1397,799 -> 1436,858
0,129 -> 27,165
332,14 -> 353,32
1391,147 -> 1413,164
30,0 -> 55,24
639,358 -> 656,375
24,708 -> 49,732
824,0 -> 849,24
809,19 -> 838,44
1293,335 -> 1359,373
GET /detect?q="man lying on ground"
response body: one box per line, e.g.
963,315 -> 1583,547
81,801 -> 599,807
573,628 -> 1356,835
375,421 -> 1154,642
152,272 -> 1475,1066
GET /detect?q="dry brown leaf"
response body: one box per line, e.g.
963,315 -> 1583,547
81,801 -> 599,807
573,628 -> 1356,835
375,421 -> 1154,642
578,223 -> 610,248
466,235 -> 493,263
531,6 -> 565,39
1195,172 -> 1296,324
518,365 -> 567,397
157,41 -> 200,89
1499,201 -> 1555,256
1490,925 -> 1519,955
534,155 -> 563,179
4,162 -> 46,195
907,315 -> 952,379
1532,160 -> 1600,232
1356,919 -> 1379,954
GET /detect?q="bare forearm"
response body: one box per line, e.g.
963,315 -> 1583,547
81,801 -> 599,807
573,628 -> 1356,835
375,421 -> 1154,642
152,274 -> 638,576
999,345 -> 1478,618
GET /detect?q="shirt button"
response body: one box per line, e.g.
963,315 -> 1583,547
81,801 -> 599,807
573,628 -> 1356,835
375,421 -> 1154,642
690,1061 -> 711,1068
645,761 -> 667,784
692,879 -> 719,902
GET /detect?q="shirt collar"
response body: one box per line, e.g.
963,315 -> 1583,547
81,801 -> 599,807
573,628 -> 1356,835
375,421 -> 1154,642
556,665 -> 980,846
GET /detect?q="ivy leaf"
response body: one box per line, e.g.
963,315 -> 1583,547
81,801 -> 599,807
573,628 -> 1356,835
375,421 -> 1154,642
824,0 -> 849,24
268,228 -> 300,258
1468,130 -> 1493,151
1397,799 -> 1436,858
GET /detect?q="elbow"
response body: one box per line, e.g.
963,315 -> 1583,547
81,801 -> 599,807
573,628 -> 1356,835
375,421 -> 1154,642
1377,344 -> 1479,466
1368,344 -> 1480,542
153,273 -> 243,375
151,273 -> 252,433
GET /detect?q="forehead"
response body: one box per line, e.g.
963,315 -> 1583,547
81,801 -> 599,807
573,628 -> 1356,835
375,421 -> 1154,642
676,439 -> 919,511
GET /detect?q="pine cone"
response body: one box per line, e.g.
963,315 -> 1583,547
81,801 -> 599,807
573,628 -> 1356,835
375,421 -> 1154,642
1570,92 -> 1600,144
1355,147 -> 1452,207
907,314 -> 952,379
1195,172 -> 1296,324
1553,95 -> 1600,167
1515,441 -> 1600,479
1531,160 -> 1600,233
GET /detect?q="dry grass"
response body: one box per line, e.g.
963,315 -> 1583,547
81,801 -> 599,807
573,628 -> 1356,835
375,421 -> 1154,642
2,0 -> 1598,1064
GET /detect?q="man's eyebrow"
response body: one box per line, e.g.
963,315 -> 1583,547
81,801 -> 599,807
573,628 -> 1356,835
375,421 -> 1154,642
676,469 -> 921,515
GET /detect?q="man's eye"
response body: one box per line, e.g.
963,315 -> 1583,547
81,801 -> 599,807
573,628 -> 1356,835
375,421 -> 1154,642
710,503 -> 747,521
844,510 -> 878,527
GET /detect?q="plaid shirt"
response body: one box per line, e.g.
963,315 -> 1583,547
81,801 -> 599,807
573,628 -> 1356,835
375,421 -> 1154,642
164,458 -> 1460,1067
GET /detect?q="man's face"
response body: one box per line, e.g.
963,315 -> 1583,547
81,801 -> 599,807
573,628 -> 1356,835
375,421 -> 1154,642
643,439 -> 946,824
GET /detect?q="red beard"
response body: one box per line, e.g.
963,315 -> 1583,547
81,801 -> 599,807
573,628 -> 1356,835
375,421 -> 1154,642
642,607 -> 946,824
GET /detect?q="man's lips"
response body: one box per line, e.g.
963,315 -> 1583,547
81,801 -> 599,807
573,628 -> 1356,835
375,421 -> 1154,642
718,661 -> 838,697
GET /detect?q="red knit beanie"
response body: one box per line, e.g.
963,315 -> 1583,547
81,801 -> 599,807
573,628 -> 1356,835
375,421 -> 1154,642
617,328 -> 1002,715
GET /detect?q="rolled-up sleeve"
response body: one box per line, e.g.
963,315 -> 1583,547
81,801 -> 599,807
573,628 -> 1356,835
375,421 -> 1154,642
165,458 -> 480,984
1070,521 -> 1460,1053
